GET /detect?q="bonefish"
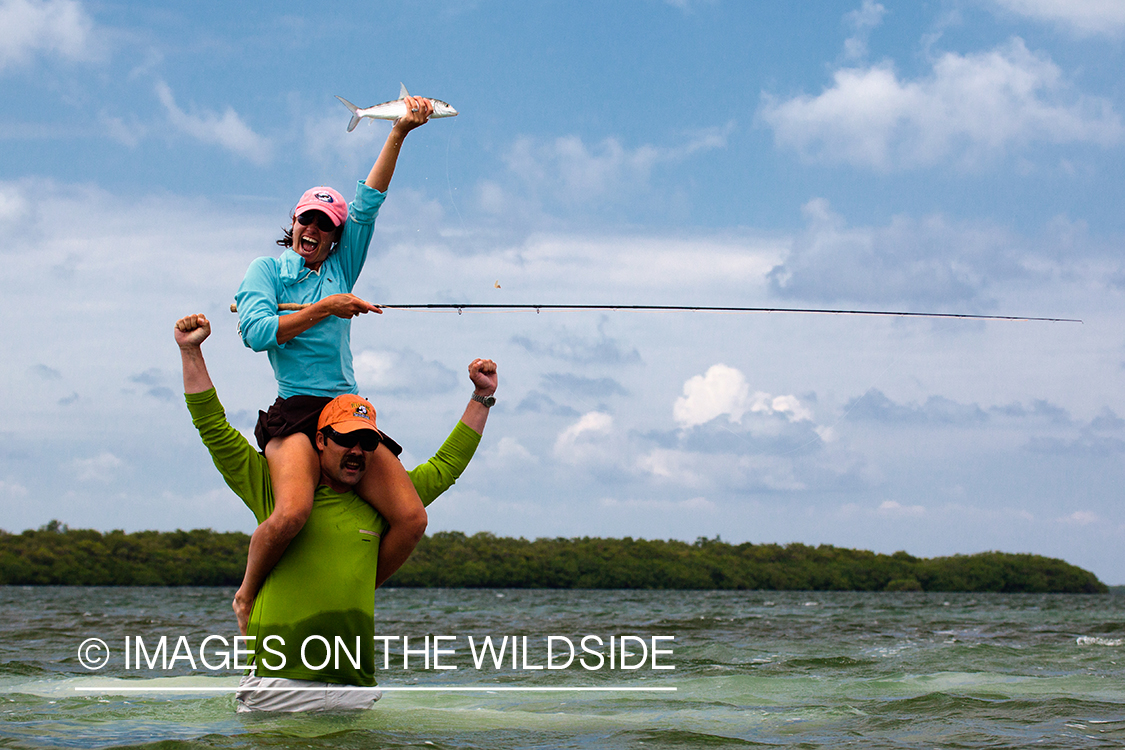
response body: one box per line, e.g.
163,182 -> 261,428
335,83 -> 458,132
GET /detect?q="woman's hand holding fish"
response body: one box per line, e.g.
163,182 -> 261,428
393,96 -> 433,134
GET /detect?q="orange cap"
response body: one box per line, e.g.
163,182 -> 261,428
317,394 -> 381,435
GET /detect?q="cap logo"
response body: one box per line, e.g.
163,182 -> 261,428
353,404 -> 371,420
314,191 -> 335,203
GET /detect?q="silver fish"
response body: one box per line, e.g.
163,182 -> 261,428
335,83 -> 458,132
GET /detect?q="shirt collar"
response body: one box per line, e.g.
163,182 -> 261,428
279,249 -> 322,285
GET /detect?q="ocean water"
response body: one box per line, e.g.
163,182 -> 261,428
1,586 -> 1124,749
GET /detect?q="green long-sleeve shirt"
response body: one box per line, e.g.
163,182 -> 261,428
186,388 -> 480,685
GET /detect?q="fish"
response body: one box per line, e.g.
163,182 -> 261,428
335,83 -> 458,132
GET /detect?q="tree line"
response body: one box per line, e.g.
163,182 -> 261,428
0,522 -> 1107,593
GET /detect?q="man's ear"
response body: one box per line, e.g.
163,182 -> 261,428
315,430 -> 326,451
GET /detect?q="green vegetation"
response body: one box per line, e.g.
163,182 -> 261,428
0,521 -> 246,586
0,523 -> 1107,593
394,532 -> 1107,593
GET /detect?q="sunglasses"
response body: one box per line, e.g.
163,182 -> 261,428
320,425 -> 381,452
297,211 -> 339,233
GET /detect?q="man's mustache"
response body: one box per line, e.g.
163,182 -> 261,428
341,454 -> 366,473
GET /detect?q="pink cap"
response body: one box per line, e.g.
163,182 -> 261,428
293,186 -> 348,227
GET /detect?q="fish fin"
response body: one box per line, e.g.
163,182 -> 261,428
399,82 -> 410,100
335,96 -> 362,132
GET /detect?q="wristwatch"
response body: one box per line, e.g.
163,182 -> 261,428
471,392 -> 496,408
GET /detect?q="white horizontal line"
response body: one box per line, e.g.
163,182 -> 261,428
74,686 -> 676,693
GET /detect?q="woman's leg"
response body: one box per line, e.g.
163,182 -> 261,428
356,444 -> 427,588
233,433 -> 318,635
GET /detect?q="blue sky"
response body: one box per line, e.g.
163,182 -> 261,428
2,0 -> 1124,582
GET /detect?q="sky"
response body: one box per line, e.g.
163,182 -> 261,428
2,0 -> 1124,583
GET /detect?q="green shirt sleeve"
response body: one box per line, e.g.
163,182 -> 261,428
408,421 -> 482,507
185,388 -> 274,524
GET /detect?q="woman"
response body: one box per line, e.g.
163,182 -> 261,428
232,97 -> 435,634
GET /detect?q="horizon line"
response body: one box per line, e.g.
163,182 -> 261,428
74,685 -> 677,693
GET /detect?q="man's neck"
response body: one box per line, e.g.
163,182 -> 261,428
319,473 -> 353,494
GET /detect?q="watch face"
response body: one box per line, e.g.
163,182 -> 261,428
484,396 -> 496,407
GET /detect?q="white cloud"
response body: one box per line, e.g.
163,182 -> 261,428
770,395 -> 815,423
992,0 -> 1125,36
482,437 -> 537,470
0,176 -> 279,447
673,364 -> 814,429
495,125 -> 731,209
0,177 -> 264,281
600,495 -> 717,513
302,110 -> 386,173
554,411 -> 614,463
637,448 -> 810,492
512,321 -> 641,366
662,0 -> 717,11
760,38 -> 1121,170
0,0 -> 94,71
0,479 -> 29,498
384,231 -> 783,307
637,448 -> 708,486
73,452 -> 123,483
673,364 -> 750,427
353,349 -> 458,396
508,234 -> 781,296
769,198 -> 1019,306
843,0 -> 887,60
100,112 -> 145,148
155,81 -> 273,165
0,184 -> 30,224
877,499 -> 927,517
1061,510 -> 1100,525
846,389 -> 990,425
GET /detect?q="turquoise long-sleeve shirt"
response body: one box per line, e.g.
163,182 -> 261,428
235,181 -> 386,398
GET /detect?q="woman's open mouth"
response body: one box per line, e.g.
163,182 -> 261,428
299,235 -> 320,254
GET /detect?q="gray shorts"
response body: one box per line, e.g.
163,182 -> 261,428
235,672 -> 383,713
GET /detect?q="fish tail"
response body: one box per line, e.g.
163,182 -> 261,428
335,95 -> 362,133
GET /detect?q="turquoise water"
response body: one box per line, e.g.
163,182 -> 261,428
2,586 -> 1124,748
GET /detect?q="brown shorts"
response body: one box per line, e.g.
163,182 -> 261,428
254,395 -> 402,457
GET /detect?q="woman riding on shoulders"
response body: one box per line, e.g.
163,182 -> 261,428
232,96 -> 435,634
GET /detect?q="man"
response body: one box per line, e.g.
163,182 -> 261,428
174,313 -> 496,711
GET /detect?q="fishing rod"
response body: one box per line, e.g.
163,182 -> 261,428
228,302 -> 1080,323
